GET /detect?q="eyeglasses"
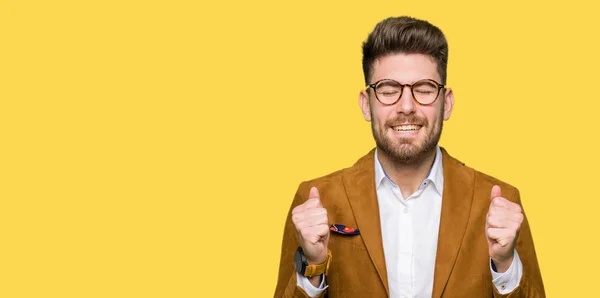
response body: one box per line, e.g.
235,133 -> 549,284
367,79 -> 445,106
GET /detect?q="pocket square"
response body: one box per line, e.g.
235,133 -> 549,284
330,224 -> 360,235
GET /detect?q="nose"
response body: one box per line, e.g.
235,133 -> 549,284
396,85 -> 416,115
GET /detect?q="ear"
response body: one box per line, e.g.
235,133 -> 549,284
442,88 -> 454,121
359,89 -> 372,122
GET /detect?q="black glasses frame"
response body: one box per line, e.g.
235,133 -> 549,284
367,78 -> 445,106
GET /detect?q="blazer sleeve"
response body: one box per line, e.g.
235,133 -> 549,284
493,188 -> 545,298
273,183 -> 328,298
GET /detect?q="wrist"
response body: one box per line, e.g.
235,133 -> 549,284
308,275 -> 322,288
295,247 -> 332,278
492,255 -> 514,273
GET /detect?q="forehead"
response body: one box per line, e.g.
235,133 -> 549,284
371,53 -> 440,84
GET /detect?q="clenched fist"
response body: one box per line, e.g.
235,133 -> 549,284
486,185 -> 524,272
292,187 -> 330,265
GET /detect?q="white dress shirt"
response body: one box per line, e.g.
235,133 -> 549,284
297,147 -> 522,297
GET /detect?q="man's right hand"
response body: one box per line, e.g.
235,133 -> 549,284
292,186 -> 330,266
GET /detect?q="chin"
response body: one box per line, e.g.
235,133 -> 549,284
378,137 -> 438,164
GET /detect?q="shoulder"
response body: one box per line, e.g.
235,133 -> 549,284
296,168 -> 346,197
292,149 -> 375,205
442,147 -> 521,202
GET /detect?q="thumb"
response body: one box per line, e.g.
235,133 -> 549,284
490,185 -> 502,200
309,186 -> 322,207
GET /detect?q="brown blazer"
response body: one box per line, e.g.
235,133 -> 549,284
274,148 -> 544,298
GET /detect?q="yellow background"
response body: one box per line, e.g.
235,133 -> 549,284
1,0 -> 598,297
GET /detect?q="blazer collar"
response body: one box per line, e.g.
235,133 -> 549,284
432,148 -> 475,298
341,147 -> 475,298
341,148 -> 389,296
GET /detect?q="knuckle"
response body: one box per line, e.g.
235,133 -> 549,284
516,213 -> 524,223
293,218 -> 303,228
291,213 -> 301,224
490,218 -> 500,227
512,222 -> 521,231
317,225 -> 328,235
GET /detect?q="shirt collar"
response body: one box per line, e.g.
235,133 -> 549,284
374,146 -> 444,195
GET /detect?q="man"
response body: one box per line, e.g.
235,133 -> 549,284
274,16 -> 544,298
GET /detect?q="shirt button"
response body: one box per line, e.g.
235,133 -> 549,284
403,207 -> 409,213
500,283 -> 506,290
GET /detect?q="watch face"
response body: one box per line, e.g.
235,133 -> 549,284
294,247 -> 306,275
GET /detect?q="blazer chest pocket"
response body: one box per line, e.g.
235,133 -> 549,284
329,232 -> 366,248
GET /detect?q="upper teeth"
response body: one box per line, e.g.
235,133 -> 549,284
393,125 -> 420,131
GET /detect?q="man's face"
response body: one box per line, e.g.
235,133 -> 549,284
359,53 -> 454,164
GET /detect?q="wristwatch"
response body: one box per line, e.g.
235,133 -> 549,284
294,247 -> 332,277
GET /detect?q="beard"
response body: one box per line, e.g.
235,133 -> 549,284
371,109 -> 443,165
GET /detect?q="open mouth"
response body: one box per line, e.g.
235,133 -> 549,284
391,124 -> 422,132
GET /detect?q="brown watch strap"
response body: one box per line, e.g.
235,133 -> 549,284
304,250 -> 332,277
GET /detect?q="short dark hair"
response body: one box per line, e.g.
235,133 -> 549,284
362,16 -> 449,85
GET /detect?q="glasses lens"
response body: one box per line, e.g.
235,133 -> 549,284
375,80 -> 402,104
412,80 -> 439,104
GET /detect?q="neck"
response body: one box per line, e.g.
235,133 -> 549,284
377,147 -> 437,198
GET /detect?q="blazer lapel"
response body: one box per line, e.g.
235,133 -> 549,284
432,148 -> 475,298
342,149 -> 389,296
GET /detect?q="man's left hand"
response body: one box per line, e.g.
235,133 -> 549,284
485,185 -> 524,273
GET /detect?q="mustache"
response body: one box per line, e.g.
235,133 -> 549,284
385,115 -> 428,127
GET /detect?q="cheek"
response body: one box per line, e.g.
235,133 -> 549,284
424,107 -> 444,125
373,115 -> 392,133
371,107 -> 393,124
